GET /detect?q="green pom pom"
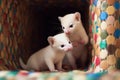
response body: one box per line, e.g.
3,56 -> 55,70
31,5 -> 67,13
100,30 -> 108,39
100,40 -> 107,49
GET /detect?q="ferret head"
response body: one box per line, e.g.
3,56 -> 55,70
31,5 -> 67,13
58,12 -> 89,45
58,12 -> 81,34
47,33 -> 73,52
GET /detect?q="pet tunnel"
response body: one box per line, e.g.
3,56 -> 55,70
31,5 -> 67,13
89,0 -> 120,73
0,0 -> 120,80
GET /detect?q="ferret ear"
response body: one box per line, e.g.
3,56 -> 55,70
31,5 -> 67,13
48,36 -> 54,46
74,12 -> 81,21
58,16 -> 62,21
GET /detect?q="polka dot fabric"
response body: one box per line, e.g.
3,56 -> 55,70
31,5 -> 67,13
0,70 -> 109,80
90,0 -> 120,72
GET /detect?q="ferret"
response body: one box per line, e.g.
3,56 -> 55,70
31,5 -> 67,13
19,33 -> 73,72
58,12 -> 89,70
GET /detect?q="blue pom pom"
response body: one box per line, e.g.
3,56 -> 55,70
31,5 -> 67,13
114,1 -> 120,10
114,29 -> 120,39
86,72 -> 107,80
93,0 -> 98,6
100,12 -> 108,20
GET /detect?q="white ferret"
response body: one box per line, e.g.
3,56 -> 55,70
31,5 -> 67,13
19,33 -> 73,72
58,12 -> 89,69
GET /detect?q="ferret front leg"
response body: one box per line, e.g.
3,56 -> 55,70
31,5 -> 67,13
56,61 -> 65,71
72,41 -> 79,47
45,59 -> 58,72
66,53 -> 77,70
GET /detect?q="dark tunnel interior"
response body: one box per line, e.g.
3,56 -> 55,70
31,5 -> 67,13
21,0 -> 91,70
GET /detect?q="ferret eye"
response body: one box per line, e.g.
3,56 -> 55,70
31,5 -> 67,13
69,41 -> 71,44
62,27 -> 65,29
61,44 -> 65,48
69,24 -> 73,28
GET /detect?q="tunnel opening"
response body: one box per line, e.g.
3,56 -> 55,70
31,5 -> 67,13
18,0 -> 92,71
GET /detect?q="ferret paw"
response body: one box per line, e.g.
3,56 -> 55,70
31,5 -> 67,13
50,69 -> 58,72
79,41 -> 84,44
58,68 -> 66,72
72,66 -> 77,70
72,42 -> 79,47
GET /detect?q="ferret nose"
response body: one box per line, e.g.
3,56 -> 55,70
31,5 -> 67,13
65,30 -> 70,35
65,31 -> 70,34
68,45 -> 73,51
68,47 -> 72,51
